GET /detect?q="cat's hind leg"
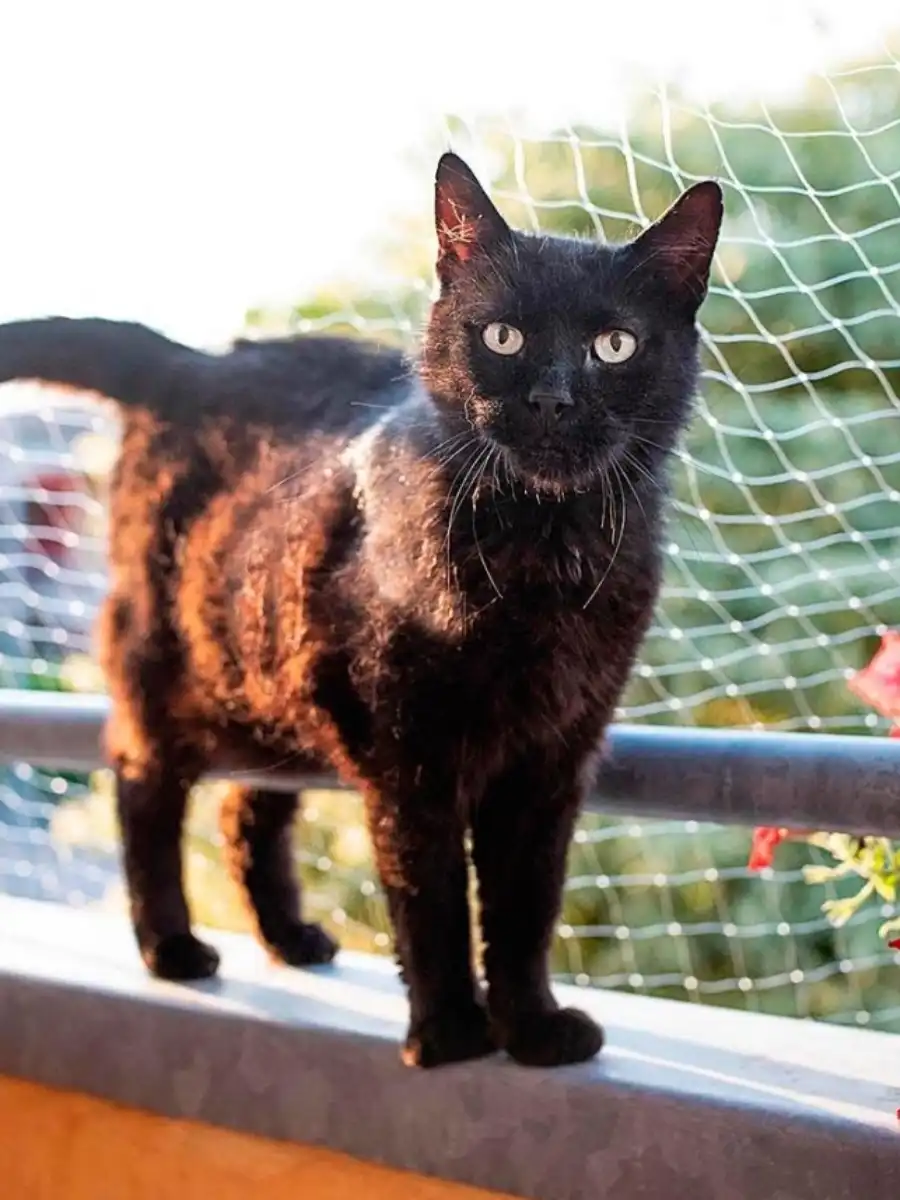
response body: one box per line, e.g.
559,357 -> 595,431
100,589 -> 219,981
220,784 -> 338,966
115,760 -> 220,980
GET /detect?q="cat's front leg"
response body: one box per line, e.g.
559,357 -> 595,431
360,761 -> 496,1068
471,752 -> 604,1067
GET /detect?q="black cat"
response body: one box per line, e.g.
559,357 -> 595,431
0,152 -> 722,1068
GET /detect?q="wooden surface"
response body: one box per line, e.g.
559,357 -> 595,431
1,1076 -> 516,1200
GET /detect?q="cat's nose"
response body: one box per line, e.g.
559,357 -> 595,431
527,388 -> 574,424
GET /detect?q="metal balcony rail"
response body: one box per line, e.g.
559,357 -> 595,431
1,688 -> 898,837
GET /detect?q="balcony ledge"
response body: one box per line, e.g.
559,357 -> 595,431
0,894 -> 897,1199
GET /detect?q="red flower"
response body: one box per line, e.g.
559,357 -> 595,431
889,939 -> 900,952
23,470 -> 87,564
748,826 -> 789,870
848,632 -> 900,720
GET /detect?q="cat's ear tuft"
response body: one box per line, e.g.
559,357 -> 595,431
434,153 -> 512,283
631,180 -> 723,306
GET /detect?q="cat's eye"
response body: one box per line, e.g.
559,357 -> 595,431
593,329 -> 637,364
482,322 -> 524,356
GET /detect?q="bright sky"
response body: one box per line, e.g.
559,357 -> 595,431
0,0 -> 897,346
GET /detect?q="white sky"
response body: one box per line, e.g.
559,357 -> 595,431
0,0 -> 897,345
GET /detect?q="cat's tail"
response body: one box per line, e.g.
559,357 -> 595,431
0,317 -> 207,411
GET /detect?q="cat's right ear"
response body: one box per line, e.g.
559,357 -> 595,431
434,153 -> 512,284
628,179 -> 723,310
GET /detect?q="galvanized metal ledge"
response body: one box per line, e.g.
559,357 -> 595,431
1,688 -> 899,835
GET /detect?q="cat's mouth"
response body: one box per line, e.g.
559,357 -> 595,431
498,438 -> 620,497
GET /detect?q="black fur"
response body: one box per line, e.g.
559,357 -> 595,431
0,152 -> 722,1067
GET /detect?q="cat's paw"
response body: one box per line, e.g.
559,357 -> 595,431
401,1005 -> 497,1069
143,933 -> 221,981
267,921 -> 339,967
499,1007 -> 604,1067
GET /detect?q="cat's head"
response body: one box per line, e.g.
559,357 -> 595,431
421,152 -> 723,495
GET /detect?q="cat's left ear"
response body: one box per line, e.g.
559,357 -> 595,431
434,152 -> 512,284
630,180 -> 723,307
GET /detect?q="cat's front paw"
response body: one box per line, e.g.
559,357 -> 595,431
499,1006 -> 604,1067
401,1005 -> 497,1069
266,921 -> 339,967
142,933 -> 221,981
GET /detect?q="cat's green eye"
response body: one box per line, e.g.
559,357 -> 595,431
482,322 -> 524,356
593,329 -> 637,364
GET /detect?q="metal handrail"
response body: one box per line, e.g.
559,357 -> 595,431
1,688 -> 898,836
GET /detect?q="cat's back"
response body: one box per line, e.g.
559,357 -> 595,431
103,329 -> 414,741
215,332 -> 411,436
109,330 -> 410,548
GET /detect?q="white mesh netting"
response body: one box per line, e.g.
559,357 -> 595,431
2,49 -> 899,1031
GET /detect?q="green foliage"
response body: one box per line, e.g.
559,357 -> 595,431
802,833 -> 899,937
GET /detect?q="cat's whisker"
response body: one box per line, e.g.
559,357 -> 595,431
623,440 -> 678,485
455,443 -> 494,525
471,462 -> 504,601
628,432 -> 678,457
611,461 -> 627,543
428,426 -> 472,456
430,435 -> 479,477
629,416 -> 685,427
620,449 -> 665,494
503,450 -> 517,496
611,457 -> 643,532
622,448 -> 706,559
607,464 -> 619,542
620,440 -> 705,559
265,458 -> 322,496
469,444 -> 496,505
433,429 -> 470,451
443,442 -> 495,590
595,466 -> 608,529
490,444 -> 503,497
432,444 -> 472,472
480,444 -> 511,524
583,469 -> 628,611
619,466 -> 651,532
437,445 -> 482,498
444,442 -> 486,549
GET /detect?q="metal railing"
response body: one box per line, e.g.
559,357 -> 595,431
1,687 -> 899,837
1,685 -> 898,1200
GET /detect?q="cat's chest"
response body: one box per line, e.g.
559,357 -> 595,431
372,506 -> 659,737
468,604 -> 621,707
388,594 -> 640,760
